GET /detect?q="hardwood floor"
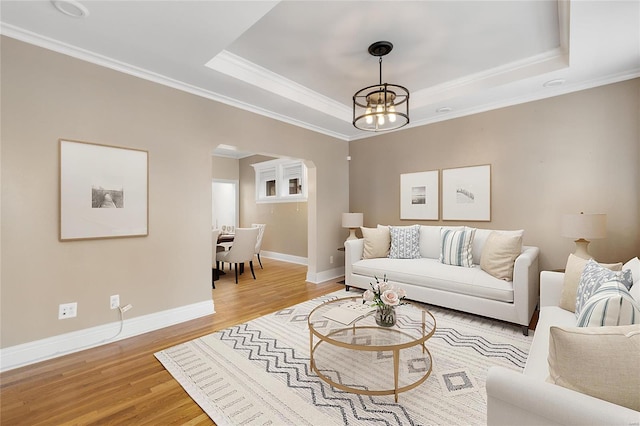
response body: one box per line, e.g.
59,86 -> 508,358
0,258 -> 343,425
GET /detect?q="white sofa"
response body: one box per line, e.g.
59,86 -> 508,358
486,270 -> 640,425
344,226 -> 540,333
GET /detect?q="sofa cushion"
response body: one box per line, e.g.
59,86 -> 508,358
576,280 -> 640,327
575,259 -> 633,317
559,254 -> 621,312
440,227 -> 476,267
352,257 -> 514,302
389,225 -> 421,259
360,226 -> 390,259
419,225 -> 442,259
480,231 -> 523,281
547,324 -> 640,411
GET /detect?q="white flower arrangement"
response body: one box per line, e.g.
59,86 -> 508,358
362,275 -> 408,309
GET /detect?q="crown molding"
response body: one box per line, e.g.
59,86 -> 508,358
205,50 -> 352,122
0,24 -> 352,141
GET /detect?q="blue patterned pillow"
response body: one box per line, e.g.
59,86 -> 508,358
440,227 -> 476,267
388,225 -> 421,259
577,280 -> 640,327
575,259 -> 634,317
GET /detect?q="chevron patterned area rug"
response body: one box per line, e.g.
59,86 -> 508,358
155,289 -> 533,425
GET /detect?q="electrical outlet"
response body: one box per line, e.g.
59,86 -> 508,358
58,302 -> 77,319
329,255 -> 334,264
110,294 -> 120,310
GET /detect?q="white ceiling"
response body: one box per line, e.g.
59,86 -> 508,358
1,0 -> 639,145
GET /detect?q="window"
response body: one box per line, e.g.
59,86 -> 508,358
252,159 -> 307,203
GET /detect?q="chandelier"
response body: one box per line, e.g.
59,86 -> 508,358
353,41 -> 409,132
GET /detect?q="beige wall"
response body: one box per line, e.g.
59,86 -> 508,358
212,156 -> 239,181
349,79 -> 640,270
239,155 -> 308,258
1,37 -> 348,348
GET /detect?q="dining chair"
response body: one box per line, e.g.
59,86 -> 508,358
215,227 -> 259,284
251,223 -> 267,269
211,229 -> 221,289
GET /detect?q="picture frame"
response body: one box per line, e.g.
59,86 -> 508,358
442,164 -> 491,221
59,139 -> 149,241
400,170 -> 439,220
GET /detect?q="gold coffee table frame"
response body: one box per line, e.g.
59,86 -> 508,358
308,297 -> 436,402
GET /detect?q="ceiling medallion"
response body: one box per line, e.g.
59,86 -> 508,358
353,41 -> 409,132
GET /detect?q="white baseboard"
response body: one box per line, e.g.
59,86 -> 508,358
307,267 -> 345,284
261,250 -> 307,265
261,251 -> 344,284
0,300 -> 215,373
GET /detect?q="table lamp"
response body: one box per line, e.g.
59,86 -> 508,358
561,212 -> 606,259
342,213 -> 363,241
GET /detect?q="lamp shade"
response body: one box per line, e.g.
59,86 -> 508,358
561,213 -> 607,240
342,213 -> 363,228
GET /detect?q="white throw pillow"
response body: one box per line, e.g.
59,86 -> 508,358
388,225 -> 421,259
547,324 -> 640,411
360,226 -> 390,259
419,225 -> 441,259
440,227 -> 476,267
559,254 -> 621,313
576,280 -> 640,327
623,256 -> 640,286
480,231 -> 523,281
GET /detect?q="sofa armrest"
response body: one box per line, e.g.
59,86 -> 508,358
540,271 -> 564,308
344,238 -> 364,286
512,246 -> 540,326
487,367 -> 640,426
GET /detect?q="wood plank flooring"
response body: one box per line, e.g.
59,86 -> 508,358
0,258 -> 343,425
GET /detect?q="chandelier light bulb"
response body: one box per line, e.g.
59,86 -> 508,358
377,114 -> 385,126
365,106 -> 373,124
388,104 -> 397,122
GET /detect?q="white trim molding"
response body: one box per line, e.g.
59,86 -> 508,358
0,300 -> 214,372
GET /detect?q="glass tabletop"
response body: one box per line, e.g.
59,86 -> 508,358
308,296 -> 436,349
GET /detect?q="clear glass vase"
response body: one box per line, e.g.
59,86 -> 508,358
375,305 -> 396,327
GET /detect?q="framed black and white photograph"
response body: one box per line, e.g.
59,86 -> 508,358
59,139 -> 148,241
400,170 -> 439,220
442,164 -> 491,221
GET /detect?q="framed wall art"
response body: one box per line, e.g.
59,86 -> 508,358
59,139 -> 149,241
442,164 -> 491,221
400,170 -> 439,220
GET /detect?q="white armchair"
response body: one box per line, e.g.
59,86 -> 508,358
216,227 -> 260,284
251,223 -> 266,268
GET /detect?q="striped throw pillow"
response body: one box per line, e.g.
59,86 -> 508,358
577,281 -> 640,327
440,227 -> 476,267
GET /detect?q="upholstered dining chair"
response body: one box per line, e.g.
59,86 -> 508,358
251,223 -> 267,268
216,227 -> 259,284
211,229 -> 221,289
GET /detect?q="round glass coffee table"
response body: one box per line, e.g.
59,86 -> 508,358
308,296 -> 436,402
